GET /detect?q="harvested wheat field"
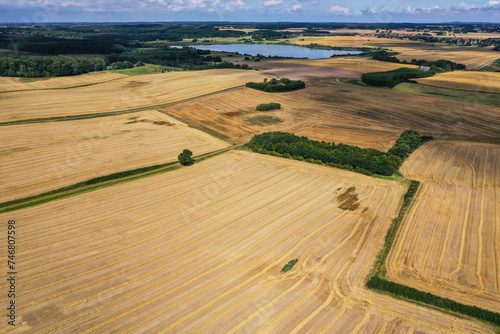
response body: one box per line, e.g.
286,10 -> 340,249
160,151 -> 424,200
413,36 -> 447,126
0,69 -> 268,123
391,47 -> 500,69
0,110 -> 227,202
387,141 -> 500,313
276,57 -> 418,73
162,78 -> 500,146
242,61 -> 362,80
416,71 -> 500,94
0,72 -> 127,92
0,150 -> 493,333
291,36 -> 411,48
292,126 -> 399,151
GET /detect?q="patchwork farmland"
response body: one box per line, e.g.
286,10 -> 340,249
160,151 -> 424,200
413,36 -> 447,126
387,141 -> 500,313
0,151 -> 494,333
0,110 -> 228,202
0,69 -> 268,123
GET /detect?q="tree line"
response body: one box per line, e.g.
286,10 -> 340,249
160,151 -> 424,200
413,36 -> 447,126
372,50 -> 466,70
0,54 -> 106,77
361,68 -> 436,88
246,130 -> 431,177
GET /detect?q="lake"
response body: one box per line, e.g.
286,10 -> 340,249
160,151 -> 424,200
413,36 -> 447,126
174,44 -> 362,59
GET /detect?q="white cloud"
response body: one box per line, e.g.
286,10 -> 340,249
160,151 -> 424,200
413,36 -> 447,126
329,5 -> 351,15
287,2 -> 302,13
264,0 -> 281,7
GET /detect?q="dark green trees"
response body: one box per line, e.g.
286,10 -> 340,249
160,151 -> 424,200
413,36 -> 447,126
178,149 -> 195,166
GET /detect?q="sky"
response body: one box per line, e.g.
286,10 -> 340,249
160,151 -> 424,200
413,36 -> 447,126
0,0 -> 499,23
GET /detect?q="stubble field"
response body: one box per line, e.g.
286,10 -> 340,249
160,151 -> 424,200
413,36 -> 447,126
416,71 -> 500,93
0,72 -> 127,92
162,78 -> 500,146
387,141 -> 500,313
0,69 -> 267,123
0,110 -> 227,202
0,150 -> 494,333
276,57 -> 418,73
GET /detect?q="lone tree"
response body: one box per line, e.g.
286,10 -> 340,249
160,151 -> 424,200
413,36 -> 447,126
178,149 -> 195,166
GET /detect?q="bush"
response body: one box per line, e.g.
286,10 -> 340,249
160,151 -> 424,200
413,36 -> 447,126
178,149 -> 195,166
281,259 -> 298,273
256,102 -> 281,111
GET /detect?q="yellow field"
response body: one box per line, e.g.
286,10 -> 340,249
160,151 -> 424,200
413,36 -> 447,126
276,57 -> 417,73
0,72 -> 126,92
0,110 -> 227,202
291,36 -> 410,48
163,78 -> 500,146
416,71 -> 500,93
389,47 -> 500,69
387,141 -> 500,313
0,69 -> 268,123
1,150 -> 494,333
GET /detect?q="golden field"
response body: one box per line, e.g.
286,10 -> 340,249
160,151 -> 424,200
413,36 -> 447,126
0,110 -> 227,202
0,151 -> 494,333
0,72 -> 127,92
389,47 -> 500,69
291,36 -> 411,48
387,141 -> 500,313
276,57 -> 418,73
416,71 -> 500,93
163,78 -> 500,146
0,69 -> 268,123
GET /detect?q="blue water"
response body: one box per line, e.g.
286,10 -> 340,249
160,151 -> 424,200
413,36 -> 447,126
175,44 -> 361,59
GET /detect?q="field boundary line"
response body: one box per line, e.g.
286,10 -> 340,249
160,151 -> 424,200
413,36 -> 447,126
0,86 -> 246,126
0,146 -> 232,213
366,180 -> 500,328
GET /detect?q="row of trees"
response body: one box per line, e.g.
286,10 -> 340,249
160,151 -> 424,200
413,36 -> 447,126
0,54 -> 107,77
361,68 -> 436,88
246,78 -> 306,92
371,50 -> 467,70
246,132 -> 398,176
387,130 -> 433,159
247,131 -> 432,177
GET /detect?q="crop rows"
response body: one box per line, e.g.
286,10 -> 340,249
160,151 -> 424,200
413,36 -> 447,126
0,151 -> 493,333
387,141 -> 500,313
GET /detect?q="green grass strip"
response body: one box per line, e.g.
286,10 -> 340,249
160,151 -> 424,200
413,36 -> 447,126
0,146 -> 232,213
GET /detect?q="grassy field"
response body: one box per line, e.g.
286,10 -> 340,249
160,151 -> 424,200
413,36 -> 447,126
0,69 -> 268,123
387,141 -> 500,313
0,72 -> 127,92
108,64 -> 174,76
394,82 -> 500,108
415,71 -> 500,94
0,110 -> 227,202
276,57 -> 418,73
1,150 -> 495,333
162,78 -> 500,146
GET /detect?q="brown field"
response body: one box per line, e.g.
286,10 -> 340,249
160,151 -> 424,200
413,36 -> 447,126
0,150 -> 494,333
0,72 -> 127,92
275,57 -> 418,73
0,110 -> 227,202
387,141 -> 500,313
162,78 -> 500,146
0,69 -> 268,123
243,61 -> 362,80
416,71 -> 500,93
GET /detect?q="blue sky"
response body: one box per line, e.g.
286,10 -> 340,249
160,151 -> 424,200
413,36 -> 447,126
1,0 -> 499,23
